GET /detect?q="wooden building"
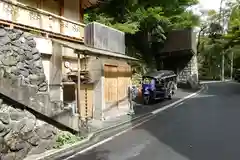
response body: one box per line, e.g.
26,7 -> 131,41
0,0 -> 137,131
53,39 -> 136,121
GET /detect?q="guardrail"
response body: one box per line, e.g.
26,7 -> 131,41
0,0 -> 85,41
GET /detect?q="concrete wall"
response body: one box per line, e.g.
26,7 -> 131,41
88,57 -> 104,120
49,41 -> 62,101
34,37 -> 52,55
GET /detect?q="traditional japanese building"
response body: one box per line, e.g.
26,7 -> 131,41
0,0 -> 136,132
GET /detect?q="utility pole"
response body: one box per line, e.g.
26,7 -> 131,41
230,52 -> 234,79
220,0 -> 225,81
221,53 -> 225,81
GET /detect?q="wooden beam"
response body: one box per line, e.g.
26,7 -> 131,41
80,0 -> 84,23
0,20 -> 84,43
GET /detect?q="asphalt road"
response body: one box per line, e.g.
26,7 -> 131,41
66,82 -> 240,160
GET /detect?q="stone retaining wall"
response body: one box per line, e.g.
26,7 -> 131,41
0,26 -> 48,92
178,54 -> 199,88
0,98 -> 57,160
0,26 -> 80,132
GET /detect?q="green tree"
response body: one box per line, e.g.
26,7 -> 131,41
198,0 -> 240,79
84,0 -> 200,75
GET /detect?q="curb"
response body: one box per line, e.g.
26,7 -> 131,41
25,85 -> 205,160
26,113 -> 153,160
200,80 -> 231,84
24,133 -> 94,160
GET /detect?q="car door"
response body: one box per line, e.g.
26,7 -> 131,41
155,78 -> 165,97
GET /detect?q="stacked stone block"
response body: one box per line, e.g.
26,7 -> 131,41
0,27 -> 81,159
0,27 -> 47,92
0,98 -> 57,160
178,55 -> 199,88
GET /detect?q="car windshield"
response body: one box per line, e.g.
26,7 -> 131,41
142,77 -> 154,84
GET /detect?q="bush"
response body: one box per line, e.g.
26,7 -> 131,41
53,131 -> 85,148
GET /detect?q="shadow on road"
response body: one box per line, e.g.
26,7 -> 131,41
128,82 -> 240,160
67,82 -> 240,160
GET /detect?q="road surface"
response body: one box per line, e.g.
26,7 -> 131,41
66,82 -> 240,160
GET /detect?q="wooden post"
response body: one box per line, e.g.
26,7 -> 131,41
39,0 -> 43,29
79,0 -> 84,23
77,51 -> 81,117
75,83 -> 78,114
59,0 -> 64,34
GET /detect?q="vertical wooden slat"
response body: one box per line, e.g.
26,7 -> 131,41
104,65 -> 118,103
117,65 -> 131,101
104,64 -> 131,109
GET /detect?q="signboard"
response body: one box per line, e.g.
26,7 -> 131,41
34,37 -> 52,55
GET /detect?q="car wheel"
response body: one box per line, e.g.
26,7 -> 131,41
168,88 -> 173,100
167,82 -> 175,100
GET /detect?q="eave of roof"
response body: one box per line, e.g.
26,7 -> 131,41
52,39 -> 138,61
81,0 -> 99,9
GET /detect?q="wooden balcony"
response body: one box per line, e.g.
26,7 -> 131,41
0,0 -> 85,42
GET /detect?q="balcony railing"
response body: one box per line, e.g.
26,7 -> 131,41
0,0 -> 85,41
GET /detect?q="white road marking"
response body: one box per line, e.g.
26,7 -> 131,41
151,89 -> 202,114
65,87 -> 204,159
65,116 -> 153,160
173,102 -> 184,108
200,80 -> 231,84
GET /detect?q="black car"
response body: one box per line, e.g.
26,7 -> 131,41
142,70 -> 177,104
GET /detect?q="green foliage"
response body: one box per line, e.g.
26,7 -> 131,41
84,0 -> 200,74
53,131 -> 84,148
84,0 -> 240,79
198,0 -> 240,79
170,11 -> 200,29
